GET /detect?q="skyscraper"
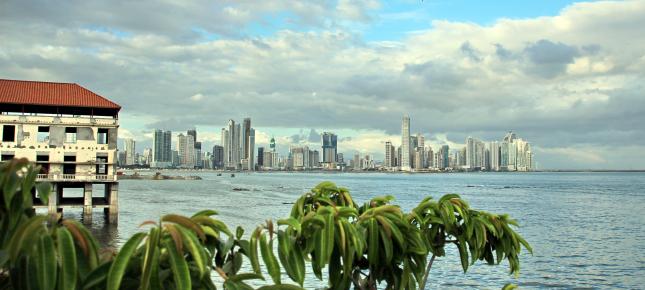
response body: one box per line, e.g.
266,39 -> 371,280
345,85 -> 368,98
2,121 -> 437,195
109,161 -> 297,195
384,141 -> 395,168
221,118 -> 255,170
400,115 -> 411,171
257,147 -> 264,167
124,138 -> 136,165
177,133 -> 195,168
212,145 -> 224,169
152,129 -> 172,168
321,132 -> 338,164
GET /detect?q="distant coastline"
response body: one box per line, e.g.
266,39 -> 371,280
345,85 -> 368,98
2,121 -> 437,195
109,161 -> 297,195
119,168 -> 645,174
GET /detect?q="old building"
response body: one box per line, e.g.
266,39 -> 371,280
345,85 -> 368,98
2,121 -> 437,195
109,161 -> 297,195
0,79 -> 121,223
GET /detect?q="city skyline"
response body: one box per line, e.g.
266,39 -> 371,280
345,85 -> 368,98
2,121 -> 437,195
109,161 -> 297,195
119,115 -> 537,172
2,1 -> 644,169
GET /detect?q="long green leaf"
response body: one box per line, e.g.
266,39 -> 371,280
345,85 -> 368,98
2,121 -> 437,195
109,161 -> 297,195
139,227 -> 159,290
36,234 -> 57,290
260,233 -> 281,284
164,237 -> 191,290
57,227 -> 78,290
106,232 -> 146,290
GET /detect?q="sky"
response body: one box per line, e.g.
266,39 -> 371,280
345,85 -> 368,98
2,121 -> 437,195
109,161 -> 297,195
1,0 -> 644,170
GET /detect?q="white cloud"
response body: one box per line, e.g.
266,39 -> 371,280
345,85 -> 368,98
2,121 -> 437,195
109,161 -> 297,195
190,93 -> 205,101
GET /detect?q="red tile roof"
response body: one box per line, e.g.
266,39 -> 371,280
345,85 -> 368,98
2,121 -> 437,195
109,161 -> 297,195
0,79 -> 121,109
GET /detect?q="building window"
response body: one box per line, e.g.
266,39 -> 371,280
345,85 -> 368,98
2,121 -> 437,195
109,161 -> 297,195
1,154 -> 14,161
37,126 -> 50,143
65,127 -> 77,143
2,125 -> 15,142
96,155 -> 108,174
97,128 -> 108,144
63,155 -> 76,174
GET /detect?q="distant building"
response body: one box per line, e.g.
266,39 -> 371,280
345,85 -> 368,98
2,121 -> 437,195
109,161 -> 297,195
400,115 -> 411,171
290,146 -> 310,170
257,147 -> 264,167
152,129 -> 172,168
212,145 -> 224,169
384,141 -> 395,168
124,138 -> 136,165
177,133 -> 195,168
321,132 -> 337,166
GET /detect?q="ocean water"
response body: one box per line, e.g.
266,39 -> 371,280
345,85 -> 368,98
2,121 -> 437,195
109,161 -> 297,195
78,171 -> 645,289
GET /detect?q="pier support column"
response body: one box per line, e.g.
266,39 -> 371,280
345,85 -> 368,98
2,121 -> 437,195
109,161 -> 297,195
48,183 -> 58,216
106,183 -> 118,224
83,183 -> 93,224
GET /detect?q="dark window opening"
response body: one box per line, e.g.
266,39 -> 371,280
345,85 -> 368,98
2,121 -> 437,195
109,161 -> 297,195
2,125 -> 15,142
1,154 -> 15,161
63,156 -> 76,174
97,128 -> 109,144
37,126 -> 50,143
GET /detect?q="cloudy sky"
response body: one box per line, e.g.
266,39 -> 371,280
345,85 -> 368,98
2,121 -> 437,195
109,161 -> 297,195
1,0 -> 644,169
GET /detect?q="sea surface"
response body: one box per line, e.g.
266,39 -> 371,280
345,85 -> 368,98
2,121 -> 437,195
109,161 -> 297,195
73,171 -> 645,289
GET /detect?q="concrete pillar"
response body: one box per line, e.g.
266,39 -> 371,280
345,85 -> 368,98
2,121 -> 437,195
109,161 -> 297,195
83,183 -> 93,223
48,183 -> 58,216
106,183 -> 119,224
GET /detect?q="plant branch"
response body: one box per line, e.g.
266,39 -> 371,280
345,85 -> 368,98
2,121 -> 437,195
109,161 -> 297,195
419,254 -> 436,290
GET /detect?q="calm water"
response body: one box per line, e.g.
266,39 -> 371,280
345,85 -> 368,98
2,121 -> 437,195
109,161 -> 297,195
76,172 -> 645,289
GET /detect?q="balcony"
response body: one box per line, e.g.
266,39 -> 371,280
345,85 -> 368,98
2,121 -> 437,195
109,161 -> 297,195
36,174 -> 117,182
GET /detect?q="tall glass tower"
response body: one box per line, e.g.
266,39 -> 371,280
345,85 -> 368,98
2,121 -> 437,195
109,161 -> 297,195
400,115 -> 411,171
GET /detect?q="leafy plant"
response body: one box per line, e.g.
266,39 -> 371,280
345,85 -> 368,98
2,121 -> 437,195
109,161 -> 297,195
0,159 -> 531,289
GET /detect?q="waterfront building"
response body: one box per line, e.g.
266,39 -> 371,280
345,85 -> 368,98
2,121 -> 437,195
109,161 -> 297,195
118,151 -> 126,167
321,132 -> 337,166
171,150 -> 180,167
353,152 -> 361,170
0,79 -> 120,223
400,115 -> 411,171
439,145 -> 449,169
212,145 -> 224,169
124,138 -> 135,165
142,148 -> 152,165
194,141 -> 202,169
490,141 -> 501,171
257,147 -> 264,167
426,146 -> 434,168
290,146 -> 310,170
177,133 -> 195,168
309,149 -> 320,168
384,141 -> 395,169
152,129 -> 172,168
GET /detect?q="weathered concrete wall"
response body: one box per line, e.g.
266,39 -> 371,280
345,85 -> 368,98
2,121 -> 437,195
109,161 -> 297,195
108,128 -> 118,150
78,127 -> 94,141
49,126 -> 65,147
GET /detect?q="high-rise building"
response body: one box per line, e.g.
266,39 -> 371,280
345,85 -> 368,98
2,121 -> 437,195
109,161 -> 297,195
240,118 -> 255,170
321,132 -> 338,165
384,141 -> 395,168
124,138 -> 136,165
290,146 -> 310,170
152,129 -> 172,168
400,115 -> 411,171
489,141 -> 501,171
440,145 -> 449,169
142,148 -> 152,165
177,133 -> 195,168
257,147 -> 264,167
194,141 -> 202,169
309,150 -> 320,168
212,145 -> 224,169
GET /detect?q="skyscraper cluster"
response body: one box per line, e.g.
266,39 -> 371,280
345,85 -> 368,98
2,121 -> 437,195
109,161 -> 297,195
221,118 -> 255,170
384,115 -> 535,172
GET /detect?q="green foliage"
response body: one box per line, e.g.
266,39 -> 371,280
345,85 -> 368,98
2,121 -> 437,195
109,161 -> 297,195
0,160 -> 531,289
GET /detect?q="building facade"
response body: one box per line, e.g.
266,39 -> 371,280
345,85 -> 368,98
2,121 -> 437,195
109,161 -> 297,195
0,79 -> 120,223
